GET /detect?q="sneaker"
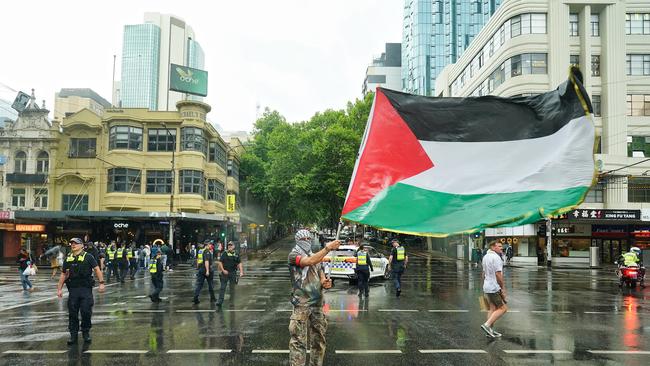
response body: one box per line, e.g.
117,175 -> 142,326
481,324 -> 495,338
491,329 -> 502,337
396,289 -> 401,297
192,298 -> 200,304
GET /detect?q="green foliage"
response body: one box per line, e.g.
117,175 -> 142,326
241,94 -> 374,228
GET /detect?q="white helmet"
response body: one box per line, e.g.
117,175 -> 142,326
631,247 -> 641,255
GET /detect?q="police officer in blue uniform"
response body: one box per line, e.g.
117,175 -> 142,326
355,244 -> 374,298
149,251 -> 164,302
57,237 -> 105,345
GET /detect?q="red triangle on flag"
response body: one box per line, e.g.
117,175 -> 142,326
342,89 -> 434,215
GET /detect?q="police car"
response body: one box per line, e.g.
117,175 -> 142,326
323,245 -> 391,282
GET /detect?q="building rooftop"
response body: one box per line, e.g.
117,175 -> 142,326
57,88 -> 111,108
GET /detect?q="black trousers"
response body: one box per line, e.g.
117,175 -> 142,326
129,259 -> 138,279
357,269 -> 370,295
194,269 -> 215,300
106,262 -> 118,282
217,272 -> 236,305
118,262 -> 128,282
68,287 -> 94,333
151,277 -> 163,299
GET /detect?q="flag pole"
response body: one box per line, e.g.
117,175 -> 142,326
335,219 -> 343,240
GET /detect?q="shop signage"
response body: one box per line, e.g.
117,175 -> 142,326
0,223 -> 15,230
641,209 -> 650,221
227,194 -> 236,212
169,64 -> 208,97
15,224 -> 45,232
569,209 -> 640,220
0,211 -> 15,220
113,223 -> 129,229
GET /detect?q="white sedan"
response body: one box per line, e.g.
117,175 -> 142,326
323,245 -> 391,281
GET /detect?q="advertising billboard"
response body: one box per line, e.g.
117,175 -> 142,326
169,64 -> 208,97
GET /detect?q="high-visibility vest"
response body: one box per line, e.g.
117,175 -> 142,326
117,248 -> 124,259
197,249 -> 204,265
226,252 -> 235,257
66,252 -> 86,263
623,252 -> 639,266
396,247 -> 405,261
107,248 -> 116,260
127,250 -> 133,260
149,262 -> 157,273
357,252 -> 368,266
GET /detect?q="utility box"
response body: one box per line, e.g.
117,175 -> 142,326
590,246 -> 600,268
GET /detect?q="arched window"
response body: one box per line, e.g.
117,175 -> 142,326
14,151 -> 26,173
37,151 -> 49,173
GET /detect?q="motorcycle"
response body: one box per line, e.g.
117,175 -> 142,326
616,262 -> 645,288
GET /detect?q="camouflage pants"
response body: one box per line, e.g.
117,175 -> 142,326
289,305 -> 327,366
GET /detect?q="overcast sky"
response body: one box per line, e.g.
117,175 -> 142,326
0,0 -> 402,132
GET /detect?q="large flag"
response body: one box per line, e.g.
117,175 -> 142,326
342,69 -> 596,236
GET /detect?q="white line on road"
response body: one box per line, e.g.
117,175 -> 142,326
176,310 -> 215,313
503,350 -> 571,354
531,311 -> 572,314
129,309 -> 166,313
419,349 -> 486,354
428,310 -> 469,313
167,349 -> 232,353
252,350 -> 290,354
83,350 -> 148,354
276,309 -> 293,312
588,350 -> 650,355
378,309 -> 419,312
3,350 -> 67,354
224,309 -> 266,312
326,309 -> 368,312
335,350 -> 402,354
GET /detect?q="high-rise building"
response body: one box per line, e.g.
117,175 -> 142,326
362,43 -> 402,95
54,88 -> 111,120
118,13 -> 205,111
434,0 -> 650,266
402,0 -> 502,96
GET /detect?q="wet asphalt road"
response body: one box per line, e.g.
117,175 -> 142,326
0,237 -> 649,366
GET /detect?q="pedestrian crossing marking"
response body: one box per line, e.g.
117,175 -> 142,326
3,350 -> 66,354
419,349 -> 486,353
428,310 -> 469,313
336,350 -> 402,354
167,349 -> 232,353
588,350 -> 650,355
83,350 -> 148,354
503,350 -> 571,354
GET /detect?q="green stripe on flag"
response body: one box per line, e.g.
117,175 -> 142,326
342,183 -> 589,236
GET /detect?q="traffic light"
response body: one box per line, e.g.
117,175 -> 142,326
221,232 -> 225,238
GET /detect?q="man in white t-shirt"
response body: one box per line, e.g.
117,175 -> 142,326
481,240 -> 508,338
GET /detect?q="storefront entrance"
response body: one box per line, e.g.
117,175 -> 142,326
592,238 -> 628,264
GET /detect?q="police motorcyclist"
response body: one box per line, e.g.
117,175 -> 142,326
622,247 -> 645,287
57,237 -> 105,345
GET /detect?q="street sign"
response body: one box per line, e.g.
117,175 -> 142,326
169,64 -> 208,97
11,91 -> 30,113
226,194 -> 236,212
569,209 -> 639,220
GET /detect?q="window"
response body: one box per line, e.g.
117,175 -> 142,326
584,183 -> 604,203
629,177 -> 650,202
180,170 -> 204,195
569,13 -> 579,36
511,15 -> 521,37
181,127 -> 207,155
627,95 -> 650,116
570,55 -> 580,68
626,13 -> 650,35
14,151 -> 26,173
207,179 -> 225,202
148,128 -> 176,152
592,95 -> 601,117
511,55 -> 522,76
107,168 -> 141,193
146,170 -> 172,194
12,188 -> 25,207
62,194 -> 88,211
36,151 -> 49,173
209,142 -> 228,169
627,136 -> 650,157
69,138 -> 96,158
531,13 -> 547,34
591,55 -> 600,77
530,53 -> 547,74
33,188 -> 48,208
109,126 -> 143,150
591,14 -> 600,36
227,159 -> 239,180
626,54 -> 650,75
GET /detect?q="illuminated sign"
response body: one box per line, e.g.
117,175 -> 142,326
227,194 -> 236,212
15,224 -> 45,232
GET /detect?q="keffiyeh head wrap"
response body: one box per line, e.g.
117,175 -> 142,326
294,229 -> 313,255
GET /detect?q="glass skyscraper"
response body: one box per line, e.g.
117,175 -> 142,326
402,0 -> 502,96
121,24 -> 161,110
118,13 -> 205,111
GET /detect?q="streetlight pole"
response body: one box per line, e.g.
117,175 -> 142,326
162,123 -> 176,252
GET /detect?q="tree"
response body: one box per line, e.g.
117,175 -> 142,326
241,93 -> 374,229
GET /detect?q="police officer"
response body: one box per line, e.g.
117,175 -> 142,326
387,239 -> 408,297
105,241 -> 118,283
192,242 -> 216,304
355,244 -> 374,298
116,243 -> 128,283
149,251 -> 164,302
128,243 -> 138,280
216,241 -> 244,307
57,237 -> 105,345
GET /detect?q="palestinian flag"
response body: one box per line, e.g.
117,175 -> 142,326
342,69 -> 596,236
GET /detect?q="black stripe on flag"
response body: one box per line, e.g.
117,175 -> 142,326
380,71 -> 592,143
